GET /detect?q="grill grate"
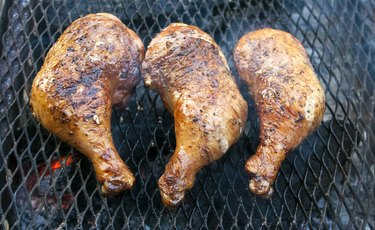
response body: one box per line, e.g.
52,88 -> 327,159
1,0 -> 375,229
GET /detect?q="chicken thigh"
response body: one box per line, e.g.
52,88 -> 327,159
234,28 -> 325,197
30,13 -> 144,196
142,23 -> 248,208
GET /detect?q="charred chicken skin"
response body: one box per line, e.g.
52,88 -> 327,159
142,23 -> 248,208
30,13 -> 144,196
234,28 -> 325,197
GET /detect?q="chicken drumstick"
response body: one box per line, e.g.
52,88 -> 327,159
234,28 -> 325,197
30,13 -> 144,196
142,23 -> 248,208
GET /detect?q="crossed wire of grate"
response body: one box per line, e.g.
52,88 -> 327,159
0,0 -> 374,229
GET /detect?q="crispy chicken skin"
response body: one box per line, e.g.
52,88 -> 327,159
234,28 -> 325,197
142,23 -> 248,208
30,13 -> 144,196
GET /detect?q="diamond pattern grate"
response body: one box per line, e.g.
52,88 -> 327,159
0,0 -> 374,229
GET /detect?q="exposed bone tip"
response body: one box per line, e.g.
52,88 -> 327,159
159,189 -> 184,210
158,175 -> 186,209
100,174 -> 135,197
249,177 -> 273,198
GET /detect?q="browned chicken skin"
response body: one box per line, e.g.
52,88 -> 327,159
142,23 -> 248,208
234,28 -> 325,197
30,13 -> 144,196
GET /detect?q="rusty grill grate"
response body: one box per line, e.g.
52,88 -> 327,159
0,0 -> 375,229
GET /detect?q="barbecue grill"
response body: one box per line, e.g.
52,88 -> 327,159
0,0 -> 374,229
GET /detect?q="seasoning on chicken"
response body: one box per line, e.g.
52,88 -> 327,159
142,23 -> 248,208
234,28 -> 325,197
30,13 -> 144,196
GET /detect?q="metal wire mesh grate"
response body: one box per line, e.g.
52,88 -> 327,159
0,0 -> 374,228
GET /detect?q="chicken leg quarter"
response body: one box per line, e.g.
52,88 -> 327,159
142,23 -> 248,207
30,13 -> 144,196
234,28 -> 325,197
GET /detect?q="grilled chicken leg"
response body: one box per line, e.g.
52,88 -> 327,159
234,28 -> 325,197
30,13 -> 144,196
142,23 -> 248,207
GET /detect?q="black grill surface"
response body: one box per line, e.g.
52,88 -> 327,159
1,0 -> 375,229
